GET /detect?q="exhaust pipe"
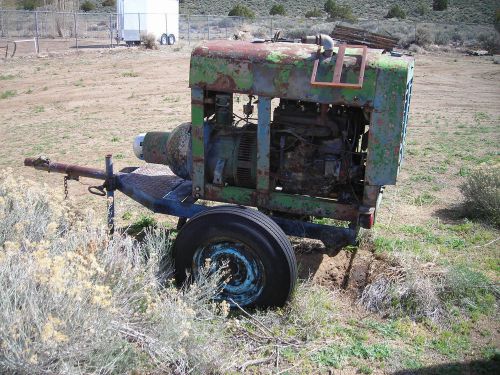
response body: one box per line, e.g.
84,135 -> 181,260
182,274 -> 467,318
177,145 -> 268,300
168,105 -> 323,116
301,34 -> 335,57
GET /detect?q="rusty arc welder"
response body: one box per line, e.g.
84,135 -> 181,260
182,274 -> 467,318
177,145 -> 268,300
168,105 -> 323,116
25,34 -> 414,308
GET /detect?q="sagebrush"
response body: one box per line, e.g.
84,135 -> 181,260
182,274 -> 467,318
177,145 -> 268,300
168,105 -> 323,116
460,166 -> 500,226
0,172 -> 233,374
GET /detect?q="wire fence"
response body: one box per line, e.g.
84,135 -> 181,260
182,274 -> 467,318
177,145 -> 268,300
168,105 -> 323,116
0,10 -> 496,57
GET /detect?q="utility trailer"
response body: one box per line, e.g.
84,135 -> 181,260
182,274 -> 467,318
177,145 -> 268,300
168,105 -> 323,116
26,35 -> 414,308
117,0 -> 179,45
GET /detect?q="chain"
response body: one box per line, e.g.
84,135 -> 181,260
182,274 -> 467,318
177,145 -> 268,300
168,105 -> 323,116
63,176 -> 69,200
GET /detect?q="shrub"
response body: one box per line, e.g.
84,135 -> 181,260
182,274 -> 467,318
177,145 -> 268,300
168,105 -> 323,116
386,5 -> 406,19
495,9 -> 500,32
434,30 -> 451,45
228,4 -> 255,19
359,253 -> 498,323
102,0 -> 115,7
80,0 -> 96,12
285,27 -> 309,39
141,33 -> 158,50
478,32 -> 500,54
408,44 -> 423,54
433,0 -> 448,11
305,8 -> 323,18
451,32 -> 463,44
460,166 -> 500,226
0,173 -> 234,373
324,0 -> 356,22
269,4 -> 286,16
19,0 -> 40,10
415,1 -> 429,16
415,27 -> 434,46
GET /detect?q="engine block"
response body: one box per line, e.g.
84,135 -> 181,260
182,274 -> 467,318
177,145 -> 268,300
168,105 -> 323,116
134,36 -> 414,228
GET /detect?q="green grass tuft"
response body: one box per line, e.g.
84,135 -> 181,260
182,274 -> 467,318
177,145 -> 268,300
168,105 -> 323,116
0,90 -> 17,99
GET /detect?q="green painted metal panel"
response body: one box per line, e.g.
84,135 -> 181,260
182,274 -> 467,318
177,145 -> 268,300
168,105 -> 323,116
365,58 -> 415,185
189,41 -> 413,108
191,87 -> 205,196
256,97 -> 271,195
204,184 -> 359,221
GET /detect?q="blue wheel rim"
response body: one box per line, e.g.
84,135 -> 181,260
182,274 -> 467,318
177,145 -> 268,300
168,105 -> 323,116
193,240 -> 265,306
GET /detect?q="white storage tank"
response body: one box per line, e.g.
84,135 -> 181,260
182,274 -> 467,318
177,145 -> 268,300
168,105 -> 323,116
117,0 -> 179,45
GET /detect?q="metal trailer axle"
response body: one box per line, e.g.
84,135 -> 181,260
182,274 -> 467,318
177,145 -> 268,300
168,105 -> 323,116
24,156 -> 357,248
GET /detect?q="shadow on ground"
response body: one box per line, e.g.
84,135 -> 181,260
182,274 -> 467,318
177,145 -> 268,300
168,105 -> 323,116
393,356 -> 500,375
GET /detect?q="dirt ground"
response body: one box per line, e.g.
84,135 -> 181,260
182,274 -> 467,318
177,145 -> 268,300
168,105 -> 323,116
1,45 -> 499,288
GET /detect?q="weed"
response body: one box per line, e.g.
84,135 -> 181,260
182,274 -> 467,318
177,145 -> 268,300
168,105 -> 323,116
111,136 -> 119,142
474,112 -> 490,122
74,79 -> 85,87
411,192 -> 437,206
314,344 -> 347,367
0,74 -> 15,80
121,211 -> 132,220
114,153 -> 124,159
410,173 -> 435,182
458,166 -> 470,177
358,364 -> 373,374
122,71 -> 139,77
431,330 -> 470,359
128,214 -> 157,235
25,88 -> 33,94
314,341 -> 391,367
0,90 -> 16,99
163,96 -> 181,103
364,319 -> 399,339
33,105 -> 45,113
440,265 -> 497,314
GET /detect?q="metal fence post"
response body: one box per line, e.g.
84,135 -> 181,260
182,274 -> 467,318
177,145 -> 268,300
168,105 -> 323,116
270,17 -> 273,38
109,13 -> 113,48
187,14 -> 190,44
207,15 -> 210,40
74,12 -> 78,49
138,12 -> 141,38
0,10 -> 3,38
165,13 -> 168,37
34,11 -> 40,54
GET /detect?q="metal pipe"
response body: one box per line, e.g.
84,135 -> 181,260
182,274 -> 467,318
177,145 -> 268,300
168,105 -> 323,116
301,34 -> 335,57
105,154 -> 115,235
24,157 -> 107,180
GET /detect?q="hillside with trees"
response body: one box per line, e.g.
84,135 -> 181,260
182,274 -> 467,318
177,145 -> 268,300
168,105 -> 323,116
1,0 -> 498,24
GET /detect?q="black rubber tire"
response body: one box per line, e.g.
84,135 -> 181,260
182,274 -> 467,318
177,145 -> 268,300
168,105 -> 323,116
173,205 -> 297,308
160,33 -> 168,45
167,34 -> 176,45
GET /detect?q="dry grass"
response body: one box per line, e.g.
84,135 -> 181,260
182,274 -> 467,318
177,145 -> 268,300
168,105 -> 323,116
359,248 -> 498,325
